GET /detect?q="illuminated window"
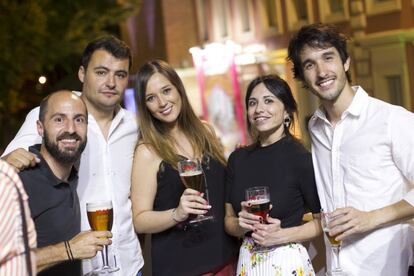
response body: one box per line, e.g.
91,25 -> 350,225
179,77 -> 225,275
286,0 -> 313,31
238,0 -> 251,32
365,0 -> 401,15
195,0 -> 209,42
212,0 -> 230,39
386,75 -> 403,106
319,0 -> 349,23
257,0 -> 283,34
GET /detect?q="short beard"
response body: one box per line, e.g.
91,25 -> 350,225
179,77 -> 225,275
43,131 -> 87,164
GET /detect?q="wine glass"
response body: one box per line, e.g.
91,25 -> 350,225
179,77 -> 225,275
321,208 -> 346,276
177,159 -> 214,224
86,200 -> 119,273
245,186 -> 270,223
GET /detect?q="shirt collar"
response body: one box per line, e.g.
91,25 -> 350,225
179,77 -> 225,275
310,86 -> 369,125
29,144 -> 79,187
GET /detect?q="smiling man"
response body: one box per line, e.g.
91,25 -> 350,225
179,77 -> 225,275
2,36 -> 144,275
18,91 -> 111,276
288,23 -> 414,276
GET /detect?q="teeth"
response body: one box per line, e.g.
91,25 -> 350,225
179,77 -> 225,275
161,107 -> 172,115
60,139 -> 77,143
255,117 -> 267,122
319,79 -> 334,87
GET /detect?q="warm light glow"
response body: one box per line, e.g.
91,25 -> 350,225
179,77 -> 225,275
38,76 -> 47,84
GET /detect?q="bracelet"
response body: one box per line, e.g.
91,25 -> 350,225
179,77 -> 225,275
64,241 -> 74,261
171,208 -> 183,223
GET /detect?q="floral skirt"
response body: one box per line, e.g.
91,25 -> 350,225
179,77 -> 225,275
237,237 -> 315,276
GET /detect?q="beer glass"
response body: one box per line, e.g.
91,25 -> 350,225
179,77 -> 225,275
321,209 -> 346,276
86,200 -> 119,273
245,186 -> 270,223
177,159 -> 214,224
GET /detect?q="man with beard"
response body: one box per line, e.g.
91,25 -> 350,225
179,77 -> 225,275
2,36 -> 144,275
288,23 -> 414,275
18,90 -> 111,276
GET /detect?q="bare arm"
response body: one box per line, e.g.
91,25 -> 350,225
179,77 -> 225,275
253,213 -> 322,247
224,203 -> 245,238
36,230 -> 111,272
329,200 -> 414,240
131,144 -> 209,234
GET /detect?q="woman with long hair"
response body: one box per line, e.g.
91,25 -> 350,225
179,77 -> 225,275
225,75 -> 322,275
131,59 -> 237,275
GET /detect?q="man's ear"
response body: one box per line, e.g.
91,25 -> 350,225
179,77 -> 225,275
78,66 -> 85,83
344,57 -> 351,72
36,120 -> 45,137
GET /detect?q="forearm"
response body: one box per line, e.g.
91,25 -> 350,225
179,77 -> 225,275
280,219 -> 322,244
224,216 -> 246,238
371,199 -> 414,229
35,242 -> 68,272
133,209 -> 179,234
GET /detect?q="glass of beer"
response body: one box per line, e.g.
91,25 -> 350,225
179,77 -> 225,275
245,186 -> 270,223
86,200 -> 119,273
178,159 -> 214,224
321,208 -> 345,276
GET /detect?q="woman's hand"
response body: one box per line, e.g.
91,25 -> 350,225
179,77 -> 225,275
251,216 -> 287,247
174,188 -> 211,221
238,201 -> 261,232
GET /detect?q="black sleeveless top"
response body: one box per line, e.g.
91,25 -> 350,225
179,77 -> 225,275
152,156 -> 238,276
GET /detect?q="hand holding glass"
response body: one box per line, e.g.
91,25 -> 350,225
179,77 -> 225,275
177,159 -> 213,224
86,200 -> 119,273
245,186 -> 270,223
321,209 -> 346,276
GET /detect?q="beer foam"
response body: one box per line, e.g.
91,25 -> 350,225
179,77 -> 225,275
247,198 -> 270,205
86,201 -> 112,211
179,171 -> 202,177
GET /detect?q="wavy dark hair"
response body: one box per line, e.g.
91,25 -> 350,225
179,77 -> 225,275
245,75 -> 297,141
287,23 -> 351,84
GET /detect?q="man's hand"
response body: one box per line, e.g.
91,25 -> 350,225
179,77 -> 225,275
70,230 -> 112,260
1,148 -> 40,172
328,207 -> 377,240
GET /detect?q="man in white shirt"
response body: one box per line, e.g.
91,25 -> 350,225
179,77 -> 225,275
2,36 -> 144,276
287,23 -> 414,275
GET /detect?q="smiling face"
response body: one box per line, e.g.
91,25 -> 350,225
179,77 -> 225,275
144,72 -> 182,127
38,92 -> 88,164
78,49 -> 129,114
247,83 -> 288,145
300,45 -> 350,103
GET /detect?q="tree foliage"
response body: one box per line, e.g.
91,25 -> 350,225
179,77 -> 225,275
0,0 -> 141,149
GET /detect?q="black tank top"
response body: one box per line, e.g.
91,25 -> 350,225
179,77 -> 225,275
151,156 -> 238,276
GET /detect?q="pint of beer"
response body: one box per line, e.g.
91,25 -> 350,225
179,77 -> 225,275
245,186 -> 270,223
177,159 -> 213,224
87,201 -> 113,231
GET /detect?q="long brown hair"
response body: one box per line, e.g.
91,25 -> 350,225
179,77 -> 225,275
135,59 -> 226,168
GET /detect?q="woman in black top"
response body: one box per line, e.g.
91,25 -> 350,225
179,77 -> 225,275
130,60 -> 237,276
225,75 -> 322,275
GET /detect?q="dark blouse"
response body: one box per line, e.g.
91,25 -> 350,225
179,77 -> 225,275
151,156 -> 238,276
226,136 -> 321,228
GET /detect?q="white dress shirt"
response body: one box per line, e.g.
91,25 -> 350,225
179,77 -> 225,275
309,86 -> 414,276
3,102 -> 144,275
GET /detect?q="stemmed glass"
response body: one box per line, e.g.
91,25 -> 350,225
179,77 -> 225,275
321,208 -> 346,276
86,200 -> 119,273
177,159 -> 214,224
